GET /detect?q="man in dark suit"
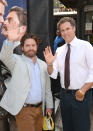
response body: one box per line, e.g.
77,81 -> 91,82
0,1 -> 10,131
0,6 -> 27,131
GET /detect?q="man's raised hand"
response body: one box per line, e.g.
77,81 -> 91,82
43,46 -> 57,65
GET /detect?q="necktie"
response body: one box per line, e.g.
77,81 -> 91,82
64,44 -> 70,89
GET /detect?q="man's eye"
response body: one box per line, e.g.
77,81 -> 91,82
6,18 -> 12,23
8,19 -> 11,23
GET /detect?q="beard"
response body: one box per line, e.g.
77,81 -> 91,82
24,50 -> 37,58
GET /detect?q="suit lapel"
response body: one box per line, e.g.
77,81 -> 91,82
22,55 -> 31,80
37,58 -> 44,89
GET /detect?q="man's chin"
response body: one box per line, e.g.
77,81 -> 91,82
25,53 -> 36,58
24,51 -> 37,58
28,54 -> 35,58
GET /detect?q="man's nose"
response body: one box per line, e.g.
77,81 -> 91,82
29,47 -> 33,50
0,16 -> 4,24
4,19 -> 8,25
2,17 -> 4,23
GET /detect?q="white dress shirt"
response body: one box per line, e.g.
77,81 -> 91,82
24,56 -> 42,104
50,36 -> 93,90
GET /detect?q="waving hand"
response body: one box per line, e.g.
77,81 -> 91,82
43,46 -> 57,65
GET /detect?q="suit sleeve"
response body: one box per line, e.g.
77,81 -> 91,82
45,67 -> 53,109
0,40 -> 17,74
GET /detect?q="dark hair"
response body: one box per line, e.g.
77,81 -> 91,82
0,0 -> 7,6
21,33 -> 42,47
57,17 -> 76,30
9,6 -> 27,26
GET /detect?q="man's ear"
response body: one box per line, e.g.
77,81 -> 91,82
19,26 -> 27,33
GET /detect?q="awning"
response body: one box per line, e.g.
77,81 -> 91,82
59,0 -> 81,8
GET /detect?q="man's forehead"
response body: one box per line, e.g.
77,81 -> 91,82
7,11 -> 18,18
5,12 -> 20,24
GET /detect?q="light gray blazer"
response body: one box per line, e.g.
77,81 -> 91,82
0,41 -> 53,115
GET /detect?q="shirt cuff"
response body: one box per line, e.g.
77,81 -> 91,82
4,39 -> 20,47
49,70 -> 57,79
